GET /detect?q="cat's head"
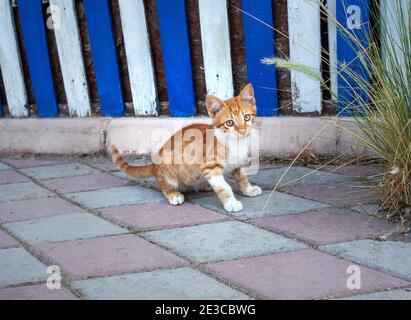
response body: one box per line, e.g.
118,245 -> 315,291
206,84 -> 257,137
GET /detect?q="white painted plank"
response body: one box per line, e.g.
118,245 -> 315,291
0,0 -> 28,117
118,0 -> 157,116
288,0 -> 322,113
327,0 -> 338,101
198,0 -> 234,100
380,0 -> 410,76
49,0 -> 90,117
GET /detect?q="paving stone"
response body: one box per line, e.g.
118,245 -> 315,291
36,234 -> 187,280
321,240 -> 411,281
191,191 -> 329,219
338,287 -> 411,300
113,171 -> 157,189
205,249 -> 409,300
0,284 -> 78,300
351,204 -> 381,216
312,165 -> 386,179
2,158 -> 64,169
0,162 -> 11,171
73,267 -> 249,300
0,248 -> 47,288
92,158 -> 151,172
247,166 -> 351,188
0,182 -> 53,202
68,186 -> 164,209
5,213 -> 127,245
144,221 -> 306,263
41,173 -> 131,194
100,203 -> 230,231
280,182 -> 378,208
0,230 -> 19,249
251,208 -> 395,245
0,170 -> 30,184
20,163 -> 98,180
89,161 -> 120,172
0,197 -> 85,223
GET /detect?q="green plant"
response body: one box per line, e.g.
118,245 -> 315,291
263,1 -> 410,222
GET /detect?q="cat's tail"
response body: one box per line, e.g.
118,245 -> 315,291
111,146 -> 155,179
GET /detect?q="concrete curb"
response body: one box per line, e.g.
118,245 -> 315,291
0,117 -> 370,156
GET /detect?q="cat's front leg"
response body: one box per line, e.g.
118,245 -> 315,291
209,175 -> 243,212
202,165 -> 243,212
232,167 -> 262,197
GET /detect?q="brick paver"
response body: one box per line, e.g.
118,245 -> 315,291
0,182 -> 53,202
35,234 -> 188,280
73,267 -> 250,300
0,284 -> 78,300
280,182 -> 378,208
90,158 -> 151,172
144,221 -> 306,263
100,203 -> 230,231
247,166 -> 351,188
0,170 -> 30,184
191,191 -> 329,219
5,213 -> 126,245
0,162 -> 11,171
205,249 -> 409,300
338,287 -> 411,300
2,158 -> 64,169
41,173 -> 131,194
251,208 -> 395,245
0,230 -> 19,249
311,165 -> 386,179
68,186 -> 164,209
21,164 -> 98,180
113,171 -> 157,188
351,204 -> 380,215
321,240 -> 411,281
0,248 -> 48,288
0,197 -> 85,223
0,158 -> 408,300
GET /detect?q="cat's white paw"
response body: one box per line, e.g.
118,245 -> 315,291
243,185 -> 262,197
169,193 -> 184,206
224,198 -> 243,212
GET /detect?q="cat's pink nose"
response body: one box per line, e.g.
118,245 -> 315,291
239,128 -> 247,135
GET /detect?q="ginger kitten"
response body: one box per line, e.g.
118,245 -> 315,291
111,83 -> 262,212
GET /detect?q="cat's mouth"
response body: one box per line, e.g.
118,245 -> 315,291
237,130 -> 250,137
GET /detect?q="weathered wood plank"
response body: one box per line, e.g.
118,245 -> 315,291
380,0 -> 410,75
336,0 -> 370,115
327,0 -> 338,101
288,0 -> 322,113
156,0 -> 196,117
198,0 -> 234,100
242,0 -> 279,116
49,0 -> 91,117
83,0 -> 125,117
19,0 -> 59,118
0,0 -> 28,117
118,0 -> 157,116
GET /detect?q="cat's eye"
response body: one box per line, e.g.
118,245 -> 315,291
244,114 -> 251,121
226,120 -> 234,127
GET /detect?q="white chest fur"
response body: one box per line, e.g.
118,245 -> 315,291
215,129 -> 250,173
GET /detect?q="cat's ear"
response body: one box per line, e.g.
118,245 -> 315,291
239,83 -> 255,104
206,96 -> 225,118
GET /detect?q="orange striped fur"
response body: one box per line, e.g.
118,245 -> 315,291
111,84 -> 262,212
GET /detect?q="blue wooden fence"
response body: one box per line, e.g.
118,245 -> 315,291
0,0 -> 392,119
336,0 -> 371,116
